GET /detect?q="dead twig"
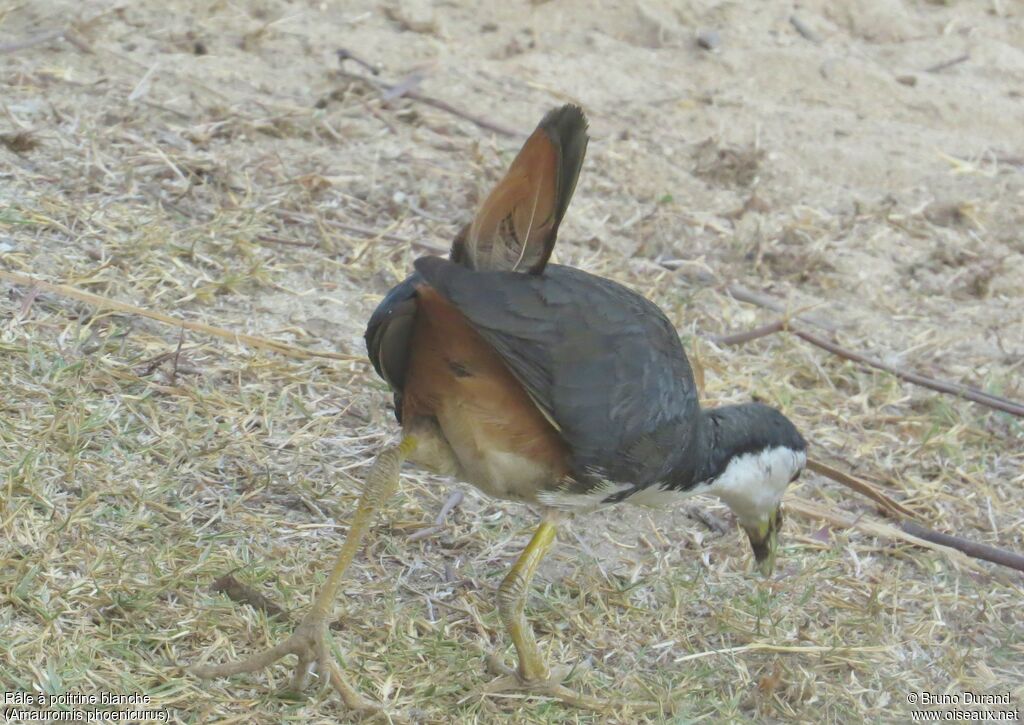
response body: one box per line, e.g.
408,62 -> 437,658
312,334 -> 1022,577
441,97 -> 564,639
716,304 -> 1024,417
709,320 -> 786,346
794,327 -> 1024,417
255,233 -> 317,248
276,211 -> 448,255
789,15 -> 822,44
726,284 -> 837,332
380,71 -> 428,103
211,574 -> 290,620
336,47 -> 380,75
393,88 -> 518,138
805,458 -> 916,519
791,497 -> 1024,575
0,28 -> 63,54
135,344 -> 196,377
336,68 -> 518,138
925,53 -> 970,74
900,520 -> 1024,574
785,497 -> 979,570
170,329 -> 185,386
684,506 -> 729,536
0,270 -> 363,363
408,490 -> 464,542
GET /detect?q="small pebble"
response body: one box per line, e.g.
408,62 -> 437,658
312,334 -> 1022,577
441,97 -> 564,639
696,29 -> 721,52
790,15 -> 822,44
896,74 -> 918,87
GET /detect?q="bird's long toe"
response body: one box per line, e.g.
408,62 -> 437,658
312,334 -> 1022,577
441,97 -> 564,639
478,660 -> 613,711
191,610 -> 377,711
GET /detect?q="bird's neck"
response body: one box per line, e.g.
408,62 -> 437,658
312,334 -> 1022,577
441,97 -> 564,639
693,408 -> 745,485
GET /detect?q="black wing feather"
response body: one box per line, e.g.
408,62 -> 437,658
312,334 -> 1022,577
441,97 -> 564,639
365,272 -> 421,422
414,256 -> 701,490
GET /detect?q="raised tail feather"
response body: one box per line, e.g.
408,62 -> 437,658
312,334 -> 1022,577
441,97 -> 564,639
450,104 -> 589,275
365,106 -> 589,422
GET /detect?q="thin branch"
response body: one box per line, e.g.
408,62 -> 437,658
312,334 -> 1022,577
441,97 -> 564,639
716,303 -> 1024,417
806,458 -> 916,519
799,455 -> 1024,575
709,319 -> 785,346
407,489 -> 464,542
925,53 -> 970,74
900,520 -> 1024,573
170,328 -> 185,386
380,71 -> 427,103
406,91 -> 519,138
726,284 -> 837,332
0,270 -> 363,363
211,574 -> 290,620
0,23 -> 93,55
0,28 -> 75,54
335,47 -> 380,75
785,497 -> 969,563
336,68 -> 519,138
793,327 -> 1024,417
275,211 -> 448,254
788,495 -> 1024,575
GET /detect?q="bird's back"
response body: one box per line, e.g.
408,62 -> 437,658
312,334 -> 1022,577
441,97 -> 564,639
411,257 -> 703,499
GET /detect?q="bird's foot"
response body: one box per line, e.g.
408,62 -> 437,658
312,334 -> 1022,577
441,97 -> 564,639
191,609 -> 376,712
480,654 -> 668,713
478,654 -> 611,711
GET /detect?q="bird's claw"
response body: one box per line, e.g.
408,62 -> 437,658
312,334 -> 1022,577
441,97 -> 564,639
191,611 -> 376,712
478,659 -> 612,711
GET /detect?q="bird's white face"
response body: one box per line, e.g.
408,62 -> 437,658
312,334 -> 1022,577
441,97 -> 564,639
705,446 -> 806,527
705,446 -> 806,575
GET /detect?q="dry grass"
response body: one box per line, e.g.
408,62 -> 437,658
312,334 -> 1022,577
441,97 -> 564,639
2,1 -> 1023,723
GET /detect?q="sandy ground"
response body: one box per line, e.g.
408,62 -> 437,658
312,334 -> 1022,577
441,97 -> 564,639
1,1 -> 1022,723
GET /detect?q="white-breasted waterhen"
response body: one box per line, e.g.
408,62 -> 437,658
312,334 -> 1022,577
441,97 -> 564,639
192,105 -> 808,710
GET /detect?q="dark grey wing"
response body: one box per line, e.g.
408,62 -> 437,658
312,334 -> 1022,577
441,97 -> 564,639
364,272 -> 420,422
414,256 -> 701,491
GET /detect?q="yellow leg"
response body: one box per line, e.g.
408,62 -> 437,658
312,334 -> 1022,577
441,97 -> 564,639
480,512 -> 616,711
477,512 -> 663,712
191,436 -> 417,709
496,517 -> 557,681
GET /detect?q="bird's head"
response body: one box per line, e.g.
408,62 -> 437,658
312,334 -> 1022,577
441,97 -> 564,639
699,403 -> 807,576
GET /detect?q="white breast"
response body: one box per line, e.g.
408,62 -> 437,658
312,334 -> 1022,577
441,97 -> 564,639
536,446 -> 806,514
703,446 -> 806,522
